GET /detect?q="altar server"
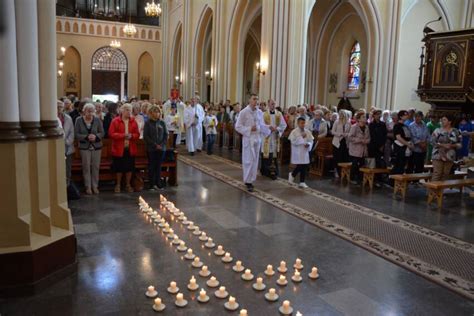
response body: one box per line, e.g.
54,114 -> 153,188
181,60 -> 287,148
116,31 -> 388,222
184,97 -> 205,155
235,94 -> 271,192
288,116 -> 314,188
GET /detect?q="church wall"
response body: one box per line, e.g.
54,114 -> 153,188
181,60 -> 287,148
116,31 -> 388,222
56,18 -> 162,100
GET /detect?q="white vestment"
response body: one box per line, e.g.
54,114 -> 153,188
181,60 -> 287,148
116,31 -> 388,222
288,127 -> 314,165
184,103 -> 205,152
261,110 -> 287,155
235,105 -> 271,184
163,100 -> 185,144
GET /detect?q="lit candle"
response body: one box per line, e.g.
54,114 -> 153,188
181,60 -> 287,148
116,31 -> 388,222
257,277 -> 263,284
217,245 -> 223,251
296,312 -> 302,316
180,241 -> 185,247
280,261 -> 286,268
239,309 -> 248,316
199,289 -> 207,299
176,293 -> 183,301
208,238 -> 213,242
154,298 -> 161,306
269,288 -> 276,295
296,258 -> 302,266
236,261 -> 242,268
202,266 -> 208,272
229,296 -> 236,305
295,270 -> 300,277
210,276 -> 216,282
283,300 -> 290,309
194,257 -> 200,263
187,249 -> 193,255
190,276 -> 196,286
170,281 -> 177,288
148,285 -> 155,292
173,236 -> 179,241
245,269 -> 251,275
202,232 -> 207,237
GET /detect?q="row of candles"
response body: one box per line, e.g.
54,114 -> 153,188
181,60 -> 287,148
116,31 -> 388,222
139,195 -> 317,315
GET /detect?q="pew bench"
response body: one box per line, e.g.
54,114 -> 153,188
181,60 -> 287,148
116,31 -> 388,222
337,162 -> 352,184
360,167 -> 391,190
423,178 -> 474,208
71,139 -> 178,189
390,173 -> 432,199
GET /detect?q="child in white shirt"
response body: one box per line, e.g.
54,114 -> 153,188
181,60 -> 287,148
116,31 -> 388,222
203,110 -> 218,155
288,116 -> 314,188
165,107 -> 180,148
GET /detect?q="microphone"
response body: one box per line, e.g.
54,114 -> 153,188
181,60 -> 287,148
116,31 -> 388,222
423,16 -> 442,34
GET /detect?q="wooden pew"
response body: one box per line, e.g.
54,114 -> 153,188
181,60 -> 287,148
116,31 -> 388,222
310,137 -> 333,176
71,138 -> 178,189
423,178 -> 474,208
338,162 -> 352,184
360,167 -> 390,190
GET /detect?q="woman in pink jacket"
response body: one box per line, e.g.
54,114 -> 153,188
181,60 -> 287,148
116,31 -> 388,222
348,112 -> 371,184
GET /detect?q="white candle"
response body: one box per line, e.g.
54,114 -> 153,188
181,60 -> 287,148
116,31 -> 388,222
269,288 -> 276,295
173,236 -> 179,241
279,275 -> 286,282
295,270 -> 300,277
280,261 -> 286,267
245,269 -> 251,275
154,298 -> 161,306
199,289 -> 206,298
190,277 -> 196,285
312,267 -> 318,273
224,252 -> 231,259
210,276 -> 216,282
217,245 -> 223,251
148,285 -> 155,292
187,249 -> 193,255
257,277 -> 263,284
229,296 -> 236,304
194,257 -> 200,263
296,312 -> 302,316
236,261 -> 242,267
170,281 -> 176,289
201,232 -> 207,237
219,286 -> 226,291
267,264 -> 273,270
202,266 -> 208,272
240,309 -> 248,316
208,238 -> 213,243
176,293 -> 183,301
283,300 -> 290,308
169,229 -> 174,234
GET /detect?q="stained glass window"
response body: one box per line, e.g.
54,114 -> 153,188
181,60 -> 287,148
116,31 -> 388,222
347,42 -> 361,90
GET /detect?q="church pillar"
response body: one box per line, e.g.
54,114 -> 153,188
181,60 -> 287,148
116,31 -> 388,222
37,0 -> 62,137
0,0 -> 26,142
258,0 -> 274,102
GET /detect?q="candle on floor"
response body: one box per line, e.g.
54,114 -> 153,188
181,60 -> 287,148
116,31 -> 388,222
222,252 -> 233,263
294,258 -> 303,269
167,281 -> 179,293
277,274 -> 287,285
278,260 -> 287,273
187,276 -> 198,290
225,295 -> 239,310
152,297 -> 166,312
239,309 -> 248,316
279,300 -> 293,315
309,266 -> 319,279
197,288 -> 209,303
265,264 -> 275,276
292,269 -> 302,282
233,260 -> 244,272
241,269 -> 254,281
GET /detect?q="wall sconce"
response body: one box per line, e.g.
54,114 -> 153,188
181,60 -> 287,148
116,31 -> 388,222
60,46 -> 66,56
175,76 -> 182,86
57,47 -> 66,76
205,70 -> 213,82
256,62 -> 265,76
57,70 -> 63,78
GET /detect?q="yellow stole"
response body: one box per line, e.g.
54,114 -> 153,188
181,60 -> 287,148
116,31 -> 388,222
262,110 -> 281,158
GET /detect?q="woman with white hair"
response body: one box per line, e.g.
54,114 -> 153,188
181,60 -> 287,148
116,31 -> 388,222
75,103 -> 104,194
108,103 -> 140,193
331,109 -> 351,178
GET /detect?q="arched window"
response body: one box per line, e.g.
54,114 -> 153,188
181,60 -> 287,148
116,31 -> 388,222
91,47 -> 127,72
347,42 -> 361,90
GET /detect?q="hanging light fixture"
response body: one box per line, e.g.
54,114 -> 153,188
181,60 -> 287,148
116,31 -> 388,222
123,5 -> 137,36
110,39 -> 121,48
145,0 -> 162,17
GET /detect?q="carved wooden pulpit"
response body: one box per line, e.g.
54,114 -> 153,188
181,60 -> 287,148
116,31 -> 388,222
417,28 -> 474,115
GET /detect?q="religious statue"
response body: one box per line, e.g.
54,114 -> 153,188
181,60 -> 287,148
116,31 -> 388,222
329,73 -> 337,93
141,76 -> 150,91
66,72 -> 77,89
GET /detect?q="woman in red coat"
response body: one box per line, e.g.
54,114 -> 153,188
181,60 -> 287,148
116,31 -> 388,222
108,103 -> 140,193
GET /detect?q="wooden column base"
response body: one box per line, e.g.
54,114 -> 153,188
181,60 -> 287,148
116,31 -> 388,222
0,122 -> 26,142
0,234 -> 76,297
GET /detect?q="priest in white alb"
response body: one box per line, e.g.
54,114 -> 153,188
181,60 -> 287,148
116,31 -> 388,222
235,94 -> 271,192
184,97 -> 205,155
260,99 -> 287,179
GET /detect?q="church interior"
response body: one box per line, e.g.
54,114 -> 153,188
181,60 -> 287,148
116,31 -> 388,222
1,0 -> 474,315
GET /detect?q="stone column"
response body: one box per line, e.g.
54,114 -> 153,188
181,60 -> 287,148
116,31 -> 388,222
37,0 -> 62,137
0,0 -> 26,142
15,0 -> 44,139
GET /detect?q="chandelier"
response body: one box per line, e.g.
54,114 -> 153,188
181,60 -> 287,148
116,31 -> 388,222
123,23 -> 137,36
110,39 -> 121,49
145,0 -> 162,17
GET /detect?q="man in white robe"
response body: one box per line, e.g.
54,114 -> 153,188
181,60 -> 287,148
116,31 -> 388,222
260,99 -> 287,179
235,94 -> 271,192
184,97 -> 204,155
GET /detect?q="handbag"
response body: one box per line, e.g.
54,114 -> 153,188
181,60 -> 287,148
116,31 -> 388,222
364,157 -> 376,168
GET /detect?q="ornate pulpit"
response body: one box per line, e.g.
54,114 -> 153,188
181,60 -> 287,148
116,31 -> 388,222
417,28 -> 474,114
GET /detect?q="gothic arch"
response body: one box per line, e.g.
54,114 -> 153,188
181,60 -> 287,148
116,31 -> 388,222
193,5 -> 213,99
171,23 -> 183,88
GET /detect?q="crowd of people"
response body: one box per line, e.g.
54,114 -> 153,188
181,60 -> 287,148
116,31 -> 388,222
57,92 -> 473,194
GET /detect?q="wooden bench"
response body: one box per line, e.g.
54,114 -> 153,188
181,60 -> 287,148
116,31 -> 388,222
360,167 -> 391,190
310,137 -> 333,176
338,162 -> 352,184
423,178 -> 474,208
71,138 -> 178,188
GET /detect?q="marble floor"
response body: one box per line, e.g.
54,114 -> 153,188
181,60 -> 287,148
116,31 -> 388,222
1,160 -> 474,315
212,147 -> 474,243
